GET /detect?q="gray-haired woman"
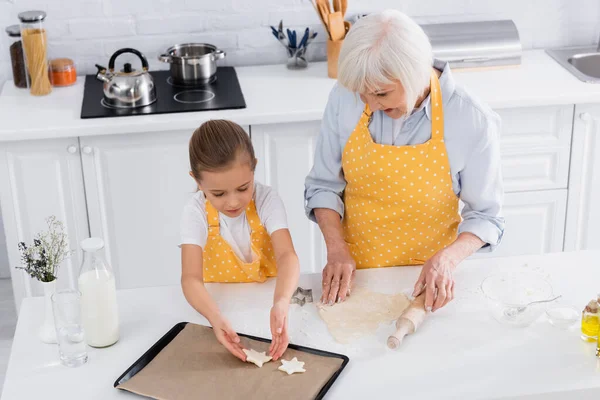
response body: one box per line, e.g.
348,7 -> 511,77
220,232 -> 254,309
304,10 -> 505,312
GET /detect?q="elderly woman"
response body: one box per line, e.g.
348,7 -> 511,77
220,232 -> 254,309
304,10 -> 505,312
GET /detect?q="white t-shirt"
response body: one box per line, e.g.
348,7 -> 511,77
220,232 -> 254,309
179,182 -> 288,263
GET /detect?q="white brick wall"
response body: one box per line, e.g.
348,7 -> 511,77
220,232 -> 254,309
0,0 -> 599,88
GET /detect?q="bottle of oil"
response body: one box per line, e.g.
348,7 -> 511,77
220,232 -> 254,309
581,295 -> 599,342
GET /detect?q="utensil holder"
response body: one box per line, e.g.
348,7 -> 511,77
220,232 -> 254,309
327,39 -> 343,79
287,47 -> 308,70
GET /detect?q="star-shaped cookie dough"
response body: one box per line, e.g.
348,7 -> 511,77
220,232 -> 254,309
278,357 -> 306,375
243,348 -> 272,368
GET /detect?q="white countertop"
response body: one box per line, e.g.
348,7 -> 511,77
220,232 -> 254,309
2,250 -> 600,400
1,50 -> 600,143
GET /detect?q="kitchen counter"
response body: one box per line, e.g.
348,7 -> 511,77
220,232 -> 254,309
1,50 -> 600,142
2,250 -> 600,400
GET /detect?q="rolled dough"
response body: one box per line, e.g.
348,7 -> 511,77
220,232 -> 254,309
317,287 -> 410,344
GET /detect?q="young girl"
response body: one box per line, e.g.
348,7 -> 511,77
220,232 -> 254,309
179,119 -> 300,362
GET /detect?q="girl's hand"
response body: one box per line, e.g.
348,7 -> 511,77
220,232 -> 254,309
412,249 -> 457,312
211,317 -> 246,361
269,300 -> 289,361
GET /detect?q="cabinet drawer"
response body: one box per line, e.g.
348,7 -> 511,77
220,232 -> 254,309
470,189 -> 566,259
497,105 -> 573,148
500,148 -> 569,192
497,106 -> 573,192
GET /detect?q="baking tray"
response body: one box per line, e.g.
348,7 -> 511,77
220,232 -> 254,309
114,322 -> 349,400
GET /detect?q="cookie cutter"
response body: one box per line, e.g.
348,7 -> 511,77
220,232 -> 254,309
290,287 -> 313,306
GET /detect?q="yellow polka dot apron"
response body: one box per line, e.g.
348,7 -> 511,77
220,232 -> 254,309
202,199 -> 277,283
342,71 -> 460,269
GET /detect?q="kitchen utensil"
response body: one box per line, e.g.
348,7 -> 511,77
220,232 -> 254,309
291,287 -> 313,306
481,270 -> 554,327
96,48 -> 156,109
341,0 -> 347,17
286,28 -> 297,48
318,0 -> 332,14
159,43 -> 225,85
317,2 -> 331,36
328,11 -> 345,41
388,292 -> 426,349
278,20 -> 286,45
305,31 -> 318,46
546,305 -> 579,329
287,47 -> 308,69
326,39 -> 343,78
333,0 -> 341,13
115,322 -> 349,400
344,20 -> 351,36
504,295 -> 562,318
311,0 -> 331,39
298,27 -> 310,49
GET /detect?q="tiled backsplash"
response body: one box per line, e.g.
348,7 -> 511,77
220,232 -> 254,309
0,0 -> 599,88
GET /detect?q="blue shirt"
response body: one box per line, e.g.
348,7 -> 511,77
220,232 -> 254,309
304,60 -> 505,251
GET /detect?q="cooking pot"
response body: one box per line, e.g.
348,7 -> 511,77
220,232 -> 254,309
159,43 -> 226,85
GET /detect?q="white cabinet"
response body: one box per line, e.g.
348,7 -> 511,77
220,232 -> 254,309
0,138 -> 89,311
564,105 -> 600,251
252,122 -> 327,274
79,130 -> 202,290
1,104 -> 591,306
471,190 -> 567,258
497,105 -> 573,193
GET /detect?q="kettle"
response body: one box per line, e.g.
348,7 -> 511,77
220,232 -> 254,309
95,48 -> 156,108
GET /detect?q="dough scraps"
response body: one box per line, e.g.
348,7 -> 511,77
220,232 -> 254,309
317,287 -> 410,344
243,348 -> 272,367
278,357 -> 306,375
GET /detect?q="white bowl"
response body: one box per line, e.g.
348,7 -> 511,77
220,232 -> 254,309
546,306 -> 579,329
481,270 -> 555,327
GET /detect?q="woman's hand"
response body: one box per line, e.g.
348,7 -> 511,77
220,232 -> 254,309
211,317 -> 246,361
269,300 -> 289,361
412,249 -> 457,312
412,233 -> 485,312
321,244 -> 356,305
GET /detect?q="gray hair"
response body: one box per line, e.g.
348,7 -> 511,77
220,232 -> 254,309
338,10 -> 433,114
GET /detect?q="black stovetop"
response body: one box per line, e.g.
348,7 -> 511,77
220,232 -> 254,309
80,67 -> 246,119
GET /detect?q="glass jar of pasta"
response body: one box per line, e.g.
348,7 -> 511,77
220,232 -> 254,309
18,10 -> 52,96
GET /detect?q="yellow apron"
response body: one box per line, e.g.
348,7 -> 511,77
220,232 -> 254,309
202,199 -> 277,283
342,71 -> 460,269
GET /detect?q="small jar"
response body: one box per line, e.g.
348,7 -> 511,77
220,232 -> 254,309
597,327 -> 600,358
18,10 -> 52,96
49,58 -> 77,87
581,296 -> 599,342
5,25 -> 28,89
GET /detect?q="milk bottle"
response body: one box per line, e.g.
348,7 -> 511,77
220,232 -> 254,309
78,237 -> 119,347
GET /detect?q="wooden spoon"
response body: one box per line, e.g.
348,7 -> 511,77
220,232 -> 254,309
333,0 -> 341,13
317,2 -> 331,36
341,0 -> 347,17
328,11 -> 345,41
311,0 -> 331,38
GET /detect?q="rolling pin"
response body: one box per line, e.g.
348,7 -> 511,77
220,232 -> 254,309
387,292 -> 427,349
